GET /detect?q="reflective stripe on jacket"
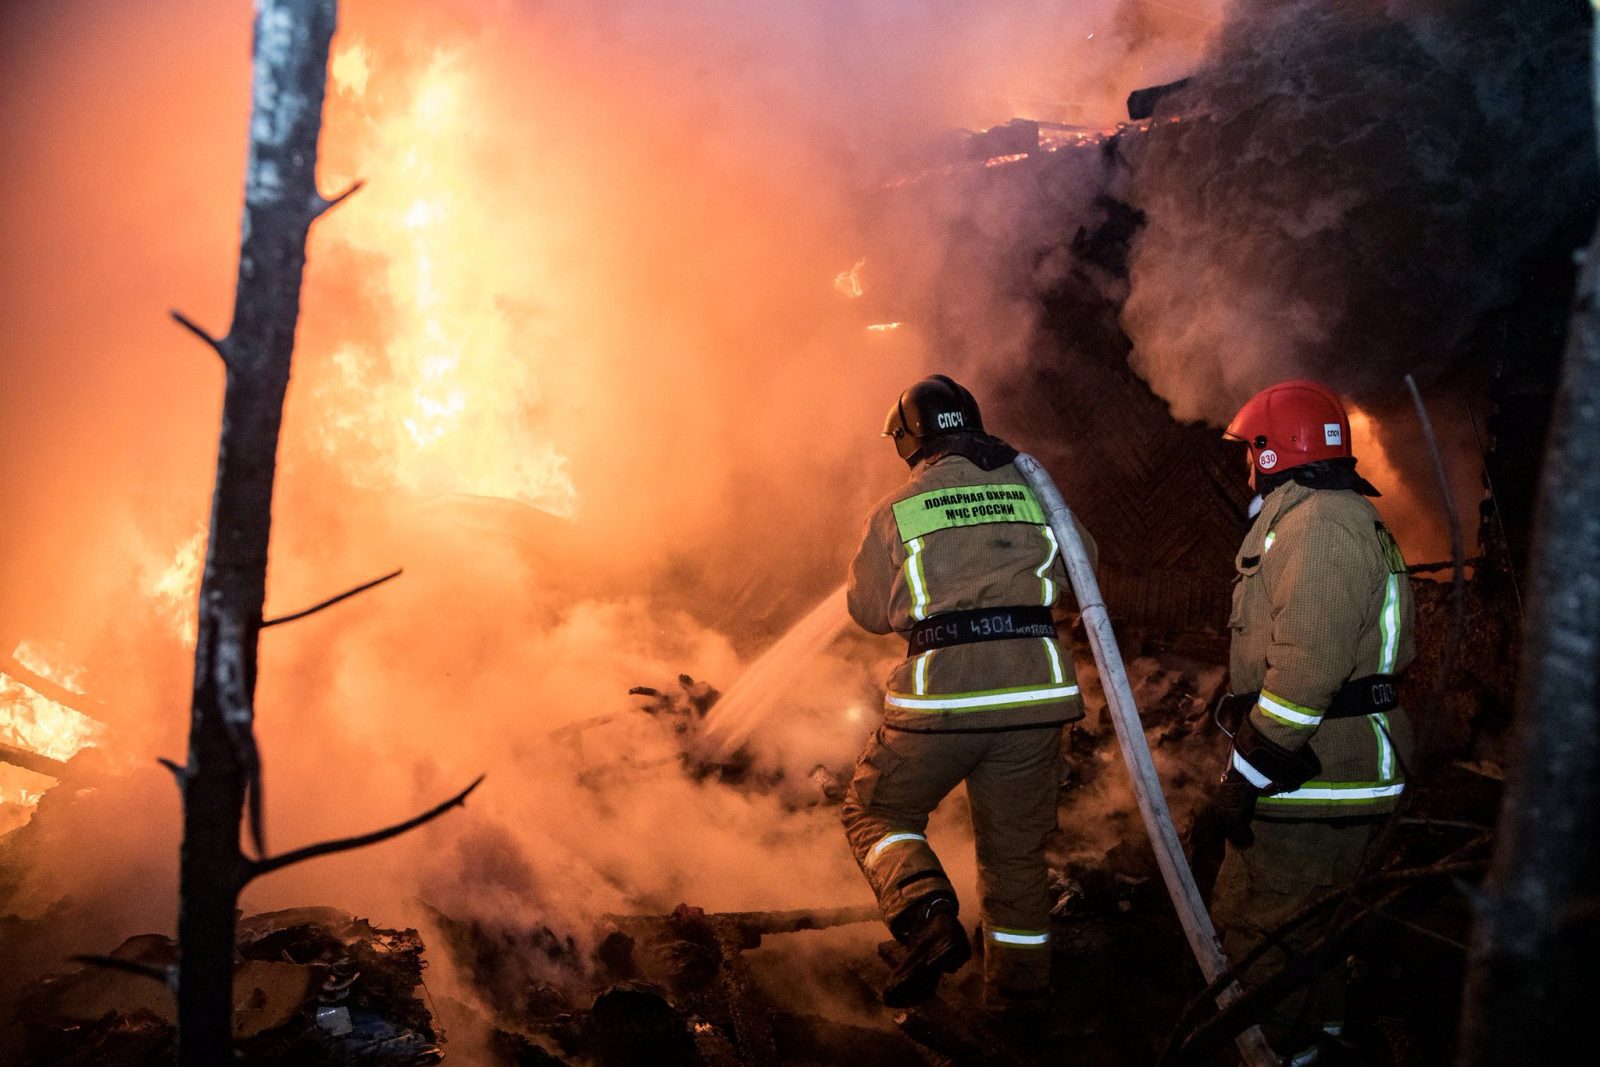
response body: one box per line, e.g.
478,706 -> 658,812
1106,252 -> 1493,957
1229,481 -> 1416,819
848,454 -> 1094,733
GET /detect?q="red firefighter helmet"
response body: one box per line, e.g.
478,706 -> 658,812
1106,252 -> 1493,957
1225,379 -> 1352,477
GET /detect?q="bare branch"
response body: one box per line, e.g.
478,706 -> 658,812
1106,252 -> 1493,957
261,568 -> 403,629
241,774 -> 485,887
158,757 -> 186,784
312,178 -> 365,219
1163,853 -> 1490,1062
1166,861 -> 1488,1065
71,955 -> 174,986
1365,904 -> 1470,952
169,309 -> 227,359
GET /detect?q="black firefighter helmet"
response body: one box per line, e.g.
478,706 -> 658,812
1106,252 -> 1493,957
882,375 -> 984,464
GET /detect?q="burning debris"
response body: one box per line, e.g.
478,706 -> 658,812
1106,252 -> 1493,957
0,645 -> 108,836
10,908 -> 441,1066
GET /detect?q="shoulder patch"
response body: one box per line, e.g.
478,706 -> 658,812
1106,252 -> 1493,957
1374,522 -> 1407,574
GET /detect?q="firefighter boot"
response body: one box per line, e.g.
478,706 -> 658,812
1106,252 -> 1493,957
884,895 -> 971,1008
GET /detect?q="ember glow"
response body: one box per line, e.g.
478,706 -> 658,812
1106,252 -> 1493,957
983,152 -> 1031,168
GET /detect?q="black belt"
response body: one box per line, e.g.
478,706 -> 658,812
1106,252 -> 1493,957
905,606 -> 1056,656
1218,673 -> 1400,732
1325,674 -> 1401,718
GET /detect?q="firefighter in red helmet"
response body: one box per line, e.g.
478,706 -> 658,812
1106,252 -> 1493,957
1210,379 -> 1416,1059
842,375 -> 1096,1019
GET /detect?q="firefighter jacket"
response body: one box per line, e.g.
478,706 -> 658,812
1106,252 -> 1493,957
1229,480 -> 1416,819
848,453 -> 1094,733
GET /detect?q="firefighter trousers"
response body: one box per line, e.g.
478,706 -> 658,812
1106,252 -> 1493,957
1211,817 -> 1378,1050
841,722 -> 1061,1002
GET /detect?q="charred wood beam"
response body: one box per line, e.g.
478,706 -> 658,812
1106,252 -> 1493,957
603,904 -> 881,944
709,923 -> 777,1065
0,740 -> 67,779
696,904 -> 882,938
1127,77 -> 1193,121
1,654 -> 109,717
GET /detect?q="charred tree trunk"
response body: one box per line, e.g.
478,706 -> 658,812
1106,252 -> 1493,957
1459,27 -> 1600,1064
178,3 -> 338,1061
171,6 -> 481,1060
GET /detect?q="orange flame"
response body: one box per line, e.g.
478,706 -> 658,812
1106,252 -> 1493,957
309,46 -> 578,517
834,258 -> 867,299
1347,405 -> 1463,568
147,525 -> 205,646
0,641 -> 105,767
982,152 -> 1030,167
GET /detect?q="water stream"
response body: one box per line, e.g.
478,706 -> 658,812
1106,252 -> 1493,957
699,584 -> 853,756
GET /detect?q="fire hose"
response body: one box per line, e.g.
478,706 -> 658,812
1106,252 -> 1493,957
1015,453 -> 1278,1067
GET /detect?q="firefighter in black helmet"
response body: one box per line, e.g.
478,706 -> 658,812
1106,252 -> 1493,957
842,375 -> 1096,1017
882,374 -> 985,464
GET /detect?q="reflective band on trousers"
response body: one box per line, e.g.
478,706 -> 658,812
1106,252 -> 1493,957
988,928 -> 1050,947
868,832 -> 926,863
886,683 -> 1080,712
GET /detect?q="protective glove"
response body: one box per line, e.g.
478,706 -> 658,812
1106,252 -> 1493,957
1213,768 -> 1258,848
1213,691 -> 1260,737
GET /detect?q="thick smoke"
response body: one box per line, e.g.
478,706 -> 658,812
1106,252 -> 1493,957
1121,0 -> 1596,423
0,0 -> 1216,1037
